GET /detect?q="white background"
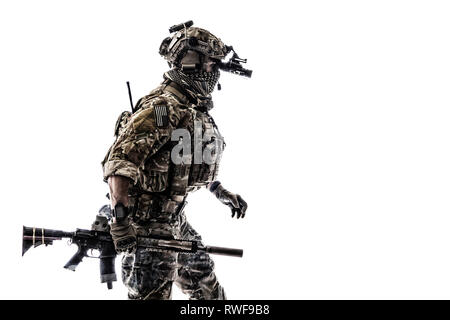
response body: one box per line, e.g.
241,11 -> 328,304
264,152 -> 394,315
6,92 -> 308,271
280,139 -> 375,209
1,0 -> 450,299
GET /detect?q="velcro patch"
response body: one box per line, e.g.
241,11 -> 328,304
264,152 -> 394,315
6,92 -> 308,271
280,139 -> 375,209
154,105 -> 169,127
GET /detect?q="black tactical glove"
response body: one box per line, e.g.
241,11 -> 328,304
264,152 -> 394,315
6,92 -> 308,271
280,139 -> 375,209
110,217 -> 136,253
209,181 -> 248,219
110,203 -> 136,253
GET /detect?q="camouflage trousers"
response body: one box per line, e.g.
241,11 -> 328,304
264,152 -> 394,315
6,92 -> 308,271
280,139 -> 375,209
121,212 -> 226,300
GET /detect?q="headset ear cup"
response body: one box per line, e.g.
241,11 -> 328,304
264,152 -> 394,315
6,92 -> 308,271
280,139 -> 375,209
159,37 -> 171,56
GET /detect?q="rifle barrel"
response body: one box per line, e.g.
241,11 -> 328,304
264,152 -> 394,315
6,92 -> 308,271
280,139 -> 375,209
203,246 -> 243,258
137,236 -> 243,258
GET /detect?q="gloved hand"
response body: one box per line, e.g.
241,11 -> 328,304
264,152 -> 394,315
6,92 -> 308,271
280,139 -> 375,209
110,217 -> 137,253
209,181 -> 248,219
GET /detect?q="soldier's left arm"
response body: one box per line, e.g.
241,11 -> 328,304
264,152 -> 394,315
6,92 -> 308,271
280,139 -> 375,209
208,181 -> 248,219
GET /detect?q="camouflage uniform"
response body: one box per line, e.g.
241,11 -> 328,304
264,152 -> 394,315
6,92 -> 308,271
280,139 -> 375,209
102,23 -> 251,300
102,79 -> 226,300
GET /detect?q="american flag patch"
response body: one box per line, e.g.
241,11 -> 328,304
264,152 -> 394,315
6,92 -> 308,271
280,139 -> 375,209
154,105 -> 169,127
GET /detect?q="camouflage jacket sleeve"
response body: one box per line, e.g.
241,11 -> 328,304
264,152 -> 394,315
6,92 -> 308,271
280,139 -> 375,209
103,97 -> 185,184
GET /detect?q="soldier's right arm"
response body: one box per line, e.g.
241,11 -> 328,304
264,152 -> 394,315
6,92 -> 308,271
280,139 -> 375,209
108,175 -> 130,207
103,100 -> 183,189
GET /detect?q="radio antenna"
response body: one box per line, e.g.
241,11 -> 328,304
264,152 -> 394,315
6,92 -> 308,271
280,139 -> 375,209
126,81 -> 135,113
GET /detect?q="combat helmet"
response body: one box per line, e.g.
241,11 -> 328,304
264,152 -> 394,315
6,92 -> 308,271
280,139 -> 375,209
159,21 -> 229,68
159,21 -> 252,78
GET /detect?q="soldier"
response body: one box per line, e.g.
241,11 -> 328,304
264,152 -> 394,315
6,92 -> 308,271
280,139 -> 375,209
102,21 -> 251,300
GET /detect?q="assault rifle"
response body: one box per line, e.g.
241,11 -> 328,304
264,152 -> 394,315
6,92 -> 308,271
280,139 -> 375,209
22,209 -> 243,290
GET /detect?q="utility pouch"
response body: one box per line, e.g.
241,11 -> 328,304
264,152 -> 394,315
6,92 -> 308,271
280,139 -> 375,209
140,150 -> 171,192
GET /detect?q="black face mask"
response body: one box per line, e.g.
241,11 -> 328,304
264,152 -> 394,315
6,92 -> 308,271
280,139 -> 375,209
182,69 -> 220,96
165,69 -> 218,111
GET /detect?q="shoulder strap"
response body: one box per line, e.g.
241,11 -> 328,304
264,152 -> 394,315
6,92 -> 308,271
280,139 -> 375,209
162,79 -> 197,105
